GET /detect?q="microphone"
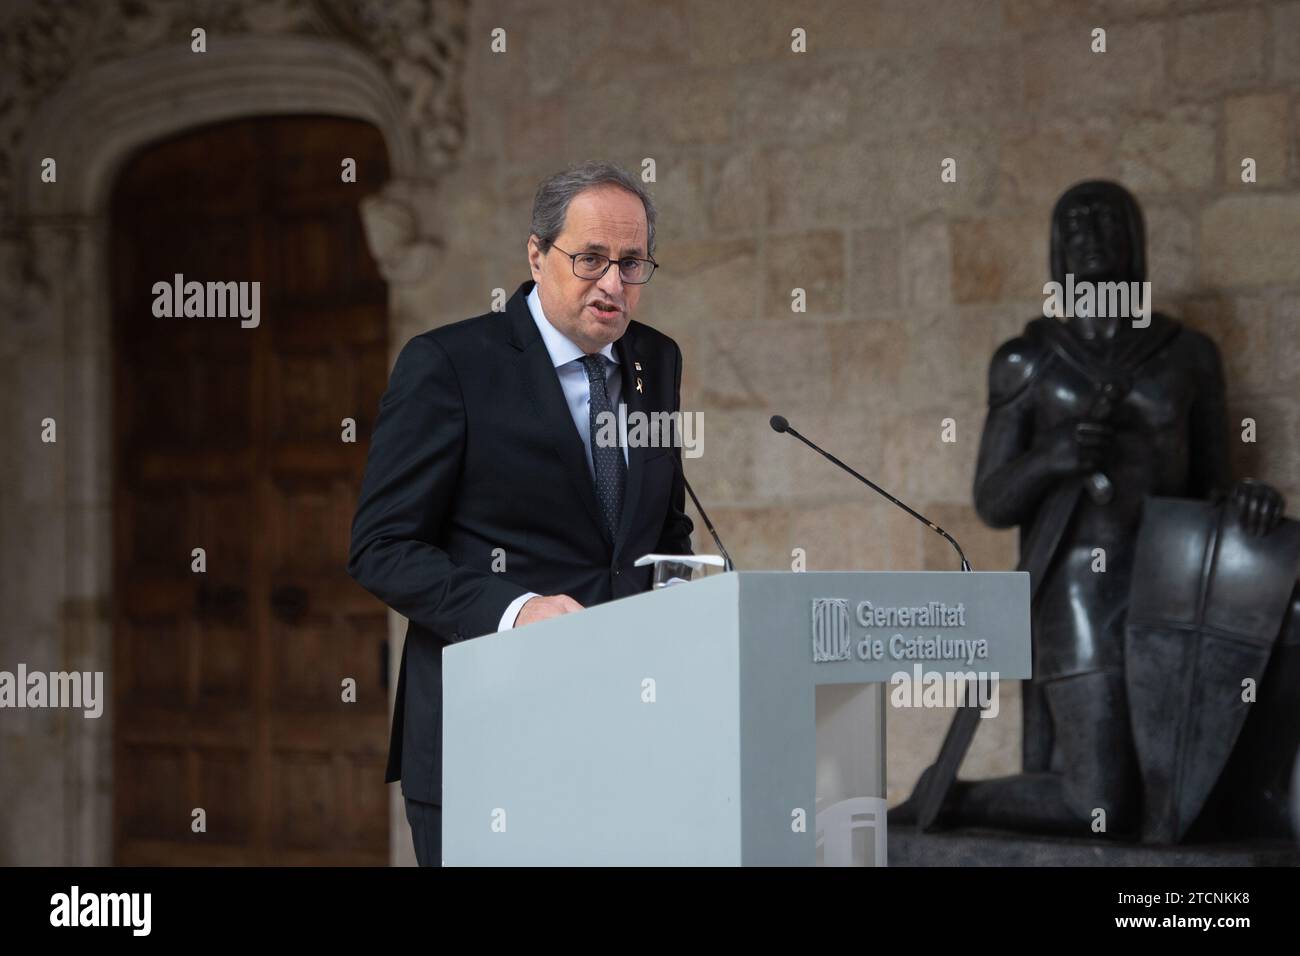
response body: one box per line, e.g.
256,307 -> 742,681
769,414 -> 972,572
667,418 -> 735,572
682,469 -> 736,573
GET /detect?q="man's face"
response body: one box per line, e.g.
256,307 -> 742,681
1061,193 -> 1132,283
527,185 -> 648,354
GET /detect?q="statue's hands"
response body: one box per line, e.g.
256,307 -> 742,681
1229,478 -> 1285,537
1037,420 -> 1115,476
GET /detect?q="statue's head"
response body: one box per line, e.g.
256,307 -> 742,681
1050,180 -> 1146,287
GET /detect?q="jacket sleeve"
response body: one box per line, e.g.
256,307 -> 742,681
655,341 -> 695,555
346,333 -> 528,640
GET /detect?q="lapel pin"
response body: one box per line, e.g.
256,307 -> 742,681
634,361 -> 642,371
635,377 -> 643,393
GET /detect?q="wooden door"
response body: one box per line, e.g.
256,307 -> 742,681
110,116 -> 392,865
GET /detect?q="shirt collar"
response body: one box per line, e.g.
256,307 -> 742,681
527,283 -> 618,369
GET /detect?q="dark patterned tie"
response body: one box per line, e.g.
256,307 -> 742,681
580,353 -> 626,541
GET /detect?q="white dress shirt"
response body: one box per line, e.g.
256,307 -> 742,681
497,285 -> 628,631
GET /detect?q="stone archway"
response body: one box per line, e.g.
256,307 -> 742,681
1,9 -> 468,865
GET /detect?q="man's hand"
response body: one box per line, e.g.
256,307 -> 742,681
516,594 -> 584,627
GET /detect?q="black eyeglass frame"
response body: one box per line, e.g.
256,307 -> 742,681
549,243 -> 660,284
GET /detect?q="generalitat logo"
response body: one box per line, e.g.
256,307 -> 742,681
811,598 -> 852,662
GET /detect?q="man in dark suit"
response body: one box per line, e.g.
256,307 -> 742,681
347,161 -> 693,866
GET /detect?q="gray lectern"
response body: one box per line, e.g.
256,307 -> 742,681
442,570 -> 1030,866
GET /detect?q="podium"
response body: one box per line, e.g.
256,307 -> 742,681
442,570 -> 1030,865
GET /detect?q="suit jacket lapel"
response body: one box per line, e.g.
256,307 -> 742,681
613,328 -> 646,561
507,281 -> 609,545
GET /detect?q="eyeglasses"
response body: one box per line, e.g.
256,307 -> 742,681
550,244 -> 658,284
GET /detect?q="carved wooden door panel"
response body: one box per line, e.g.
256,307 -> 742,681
110,116 -> 391,864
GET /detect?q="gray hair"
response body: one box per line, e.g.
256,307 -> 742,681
530,160 -> 657,259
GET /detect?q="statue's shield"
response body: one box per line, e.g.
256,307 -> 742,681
1125,497 -> 1300,843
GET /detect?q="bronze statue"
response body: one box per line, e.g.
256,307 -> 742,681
896,181 -> 1300,843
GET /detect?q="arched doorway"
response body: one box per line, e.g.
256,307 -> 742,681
109,115 -> 392,864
